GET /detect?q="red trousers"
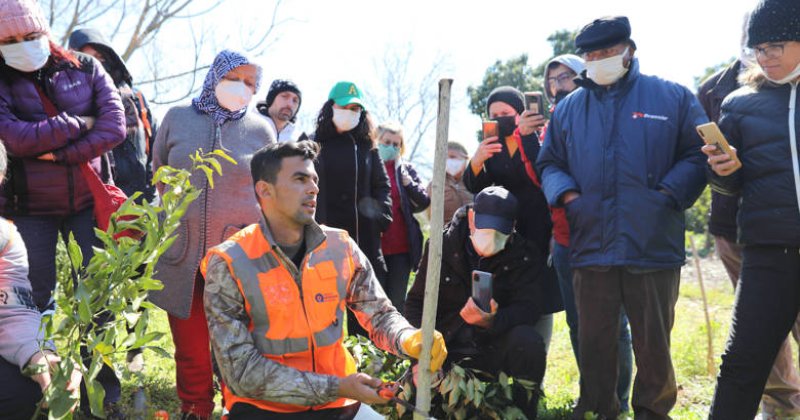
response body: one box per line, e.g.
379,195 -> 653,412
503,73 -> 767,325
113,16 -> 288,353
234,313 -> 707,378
168,274 -> 215,417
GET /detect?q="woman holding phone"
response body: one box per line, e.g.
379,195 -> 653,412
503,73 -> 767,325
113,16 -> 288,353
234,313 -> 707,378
464,86 -> 563,352
706,0 -> 800,417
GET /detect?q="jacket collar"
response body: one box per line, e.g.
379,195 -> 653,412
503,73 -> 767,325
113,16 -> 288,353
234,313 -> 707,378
259,214 -> 327,256
707,60 -> 742,101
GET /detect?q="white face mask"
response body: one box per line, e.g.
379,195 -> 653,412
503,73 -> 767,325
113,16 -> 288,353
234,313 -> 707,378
764,61 -> 800,85
0,36 -> 51,73
446,158 -> 466,176
332,108 -> 361,132
585,47 -> 629,86
470,228 -> 509,257
214,79 -> 253,111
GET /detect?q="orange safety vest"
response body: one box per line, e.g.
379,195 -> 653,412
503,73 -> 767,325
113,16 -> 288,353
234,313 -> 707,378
202,223 -> 359,413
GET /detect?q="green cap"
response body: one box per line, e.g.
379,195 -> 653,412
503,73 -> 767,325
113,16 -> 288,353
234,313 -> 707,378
328,81 -> 365,108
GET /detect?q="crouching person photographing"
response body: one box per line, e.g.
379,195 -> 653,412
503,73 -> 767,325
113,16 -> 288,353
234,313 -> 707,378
405,186 -> 547,419
202,140 -> 447,419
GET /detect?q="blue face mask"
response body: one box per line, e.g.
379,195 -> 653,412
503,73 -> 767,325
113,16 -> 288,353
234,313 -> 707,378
378,144 -> 399,161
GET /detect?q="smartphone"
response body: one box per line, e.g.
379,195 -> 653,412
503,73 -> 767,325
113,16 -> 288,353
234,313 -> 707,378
471,270 -> 493,312
696,122 -> 741,169
524,91 -> 544,115
482,120 -> 498,140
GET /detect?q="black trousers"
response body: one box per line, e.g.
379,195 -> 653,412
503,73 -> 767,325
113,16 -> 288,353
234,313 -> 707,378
572,266 -> 680,420
710,246 -> 800,419
229,401 -> 361,419
0,356 -> 43,419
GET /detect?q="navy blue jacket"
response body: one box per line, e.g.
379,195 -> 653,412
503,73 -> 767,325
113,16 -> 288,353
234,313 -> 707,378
536,60 -> 708,269
710,74 -> 800,247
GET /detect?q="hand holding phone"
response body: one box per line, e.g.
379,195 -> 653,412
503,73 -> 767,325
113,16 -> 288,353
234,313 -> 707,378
697,122 -> 742,174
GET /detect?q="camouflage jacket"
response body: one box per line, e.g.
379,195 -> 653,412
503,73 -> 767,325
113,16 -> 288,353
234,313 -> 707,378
203,217 -> 415,406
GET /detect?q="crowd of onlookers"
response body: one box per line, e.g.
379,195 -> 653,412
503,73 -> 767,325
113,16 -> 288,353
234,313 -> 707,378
1,0 -> 799,418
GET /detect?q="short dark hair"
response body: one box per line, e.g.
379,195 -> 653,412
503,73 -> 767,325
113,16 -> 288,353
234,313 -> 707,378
250,140 -> 320,185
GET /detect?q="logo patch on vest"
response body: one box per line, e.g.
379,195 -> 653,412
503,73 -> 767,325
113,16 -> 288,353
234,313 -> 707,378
315,292 -> 338,303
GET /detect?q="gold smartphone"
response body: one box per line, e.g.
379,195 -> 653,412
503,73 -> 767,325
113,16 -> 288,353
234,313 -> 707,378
696,122 -> 741,169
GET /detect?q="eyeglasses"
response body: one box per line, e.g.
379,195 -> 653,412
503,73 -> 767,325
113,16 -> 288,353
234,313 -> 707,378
547,72 -> 576,87
749,43 -> 785,60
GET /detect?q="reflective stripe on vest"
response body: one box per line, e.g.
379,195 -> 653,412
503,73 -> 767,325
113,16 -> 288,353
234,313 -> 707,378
208,223 -> 358,413
225,241 -> 311,355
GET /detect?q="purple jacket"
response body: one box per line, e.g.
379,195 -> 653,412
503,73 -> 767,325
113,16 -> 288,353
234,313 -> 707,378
0,53 -> 125,216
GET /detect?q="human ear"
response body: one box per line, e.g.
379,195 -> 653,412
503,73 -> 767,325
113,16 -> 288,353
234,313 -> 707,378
255,180 -> 273,200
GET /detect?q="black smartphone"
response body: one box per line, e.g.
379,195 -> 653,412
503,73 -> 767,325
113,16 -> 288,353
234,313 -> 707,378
471,270 -> 493,312
524,91 -> 544,115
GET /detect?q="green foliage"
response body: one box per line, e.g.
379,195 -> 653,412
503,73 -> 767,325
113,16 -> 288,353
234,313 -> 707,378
531,29 -> 581,78
344,336 -> 537,419
39,149 -> 233,419
694,58 -> 736,90
467,54 -> 541,120
466,28 -> 580,141
685,186 -> 711,234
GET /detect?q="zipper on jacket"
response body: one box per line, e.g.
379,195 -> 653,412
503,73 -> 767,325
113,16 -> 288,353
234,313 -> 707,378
352,140 -> 360,243
787,82 -> 800,218
67,166 -> 75,214
295,252 -> 317,376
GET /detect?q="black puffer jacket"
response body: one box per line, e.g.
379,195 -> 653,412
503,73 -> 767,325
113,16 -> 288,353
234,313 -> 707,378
710,71 -> 800,246
404,206 -> 542,355
313,131 -> 393,276
697,60 -> 742,241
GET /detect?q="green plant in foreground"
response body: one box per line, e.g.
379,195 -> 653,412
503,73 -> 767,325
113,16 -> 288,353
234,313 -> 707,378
345,335 -> 538,419
33,149 -> 234,419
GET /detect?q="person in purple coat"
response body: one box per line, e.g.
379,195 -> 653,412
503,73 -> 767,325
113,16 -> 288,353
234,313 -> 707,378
0,0 -> 125,415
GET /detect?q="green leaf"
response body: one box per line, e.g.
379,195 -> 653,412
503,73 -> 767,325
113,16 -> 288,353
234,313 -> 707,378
198,165 -> 215,188
78,299 -> 91,323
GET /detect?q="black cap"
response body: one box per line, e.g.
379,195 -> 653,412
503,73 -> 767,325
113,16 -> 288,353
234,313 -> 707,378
486,86 -> 525,116
575,16 -> 632,54
473,186 -> 518,235
257,79 -> 302,122
747,0 -> 800,47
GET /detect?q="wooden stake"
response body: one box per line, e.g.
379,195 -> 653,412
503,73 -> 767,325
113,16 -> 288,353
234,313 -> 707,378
414,78 -> 452,419
689,235 -> 716,376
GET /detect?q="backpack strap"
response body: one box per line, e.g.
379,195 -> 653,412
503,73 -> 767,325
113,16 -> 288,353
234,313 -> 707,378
513,132 -> 541,188
135,91 -> 153,154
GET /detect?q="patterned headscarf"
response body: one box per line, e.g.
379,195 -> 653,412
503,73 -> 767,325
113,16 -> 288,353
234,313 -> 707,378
192,50 -> 262,125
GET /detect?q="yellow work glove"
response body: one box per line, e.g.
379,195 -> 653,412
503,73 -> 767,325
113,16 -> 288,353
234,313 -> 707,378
401,329 -> 448,372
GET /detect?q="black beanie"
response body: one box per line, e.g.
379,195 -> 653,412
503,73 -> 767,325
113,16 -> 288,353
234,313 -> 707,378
264,79 -> 302,119
486,86 -> 525,116
747,0 -> 800,47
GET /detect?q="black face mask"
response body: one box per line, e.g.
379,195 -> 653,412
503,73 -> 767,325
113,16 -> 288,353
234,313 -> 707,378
554,90 -> 571,105
493,115 -> 517,138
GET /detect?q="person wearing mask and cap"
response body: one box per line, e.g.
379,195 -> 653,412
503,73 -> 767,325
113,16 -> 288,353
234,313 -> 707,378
68,28 -> 158,205
537,16 -> 707,419
427,141 -> 474,223
0,0 -> 126,416
149,50 -> 274,420
311,81 -> 392,338
543,53 -> 635,414
405,186 -> 546,419
256,79 -> 303,142
464,85 -> 563,358
705,0 -> 800,417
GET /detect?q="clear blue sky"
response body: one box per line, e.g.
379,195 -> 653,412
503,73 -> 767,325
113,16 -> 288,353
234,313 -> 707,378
115,0 -> 757,178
